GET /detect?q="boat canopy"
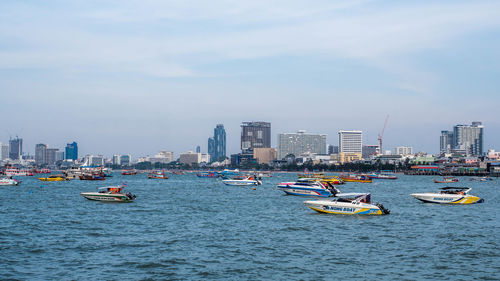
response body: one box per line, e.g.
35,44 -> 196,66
439,187 -> 470,190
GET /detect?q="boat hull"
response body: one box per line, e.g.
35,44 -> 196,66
222,180 -> 260,186
277,184 -> 332,197
411,193 -> 484,204
80,192 -> 134,203
304,200 -> 384,215
0,179 -> 20,186
39,177 -> 67,182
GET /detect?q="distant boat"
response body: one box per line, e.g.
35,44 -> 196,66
197,171 -> 219,178
81,185 -> 136,203
0,177 -> 21,186
121,169 -> 137,175
148,170 -> 169,179
434,177 -> 458,183
79,172 -> 105,180
340,174 -> 372,183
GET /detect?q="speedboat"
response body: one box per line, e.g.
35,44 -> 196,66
222,175 -> 261,186
80,185 -> 136,202
277,178 -> 339,197
304,193 -> 390,215
0,177 -> 21,186
434,177 -> 458,183
38,174 -> 69,181
411,187 -> 484,204
368,173 -> 398,180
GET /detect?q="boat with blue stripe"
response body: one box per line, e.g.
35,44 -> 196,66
277,178 -> 339,197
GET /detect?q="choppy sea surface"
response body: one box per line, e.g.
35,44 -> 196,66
1,173 -> 499,280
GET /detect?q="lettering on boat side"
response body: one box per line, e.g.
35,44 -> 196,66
433,197 -> 454,201
323,206 -> 355,212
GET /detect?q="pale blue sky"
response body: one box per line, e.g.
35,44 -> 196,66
1,0 -> 499,157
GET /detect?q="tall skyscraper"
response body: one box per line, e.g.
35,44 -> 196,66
35,144 -> 48,166
241,121 -> 271,154
65,142 -> 78,161
339,131 -> 362,153
9,136 -> 22,160
196,146 -> 201,153
208,137 -> 215,161
277,130 -> 327,159
214,124 -> 226,161
46,148 -> 59,165
440,122 -> 484,155
208,124 -> 226,162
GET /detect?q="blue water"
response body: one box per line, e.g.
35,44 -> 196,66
1,173 -> 499,280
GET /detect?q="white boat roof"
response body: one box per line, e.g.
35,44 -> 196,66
336,192 -> 369,197
98,186 -> 123,190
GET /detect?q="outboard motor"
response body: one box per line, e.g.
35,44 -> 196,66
376,203 -> 390,215
126,192 -> 136,200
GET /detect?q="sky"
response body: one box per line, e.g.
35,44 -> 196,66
1,0 -> 499,158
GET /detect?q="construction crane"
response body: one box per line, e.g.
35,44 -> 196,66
378,115 -> 389,155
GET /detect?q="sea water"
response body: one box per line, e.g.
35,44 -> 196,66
1,173 -> 499,280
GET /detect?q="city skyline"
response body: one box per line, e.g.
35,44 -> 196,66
1,1 -> 499,156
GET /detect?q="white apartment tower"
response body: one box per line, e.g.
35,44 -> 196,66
278,130 -> 327,159
338,130 -> 362,153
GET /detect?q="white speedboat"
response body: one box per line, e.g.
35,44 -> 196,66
304,193 -> 390,215
411,187 -> 484,204
222,176 -> 261,186
277,178 -> 339,197
0,177 -> 21,186
80,185 -> 136,202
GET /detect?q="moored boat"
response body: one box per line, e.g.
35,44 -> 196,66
80,185 -> 136,203
38,174 -> 69,181
197,171 -> 219,178
222,175 -> 261,186
304,193 -> 390,215
0,177 -> 21,186
121,169 -> 137,175
434,177 -> 459,183
277,178 -> 339,197
79,172 -> 105,180
340,174 -> 372,183
148,169 -> 169,179
4,168 -> 34,176
368,172 -> 398,180
411,187 -> 484,204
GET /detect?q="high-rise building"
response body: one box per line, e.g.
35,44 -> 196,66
0,143 -> 9,160
208,137 -> 215,161
440,122 -> 484,156
339,131 -> 362,153
440,131 -> 454,154
46,148 -> 59,165
120,155 -> 131,166
241,121 -> 271,154
453,122 -> 484,155
213,124 -> 226,161
55,151 -> 65,163
65,142 -> 78,161
112,155 -> 121,165
35,144 -> 48,166
208,124 -> 227,162
196,146 -> 201,153
277,130 -> 327,160
9,137 -> 22,160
